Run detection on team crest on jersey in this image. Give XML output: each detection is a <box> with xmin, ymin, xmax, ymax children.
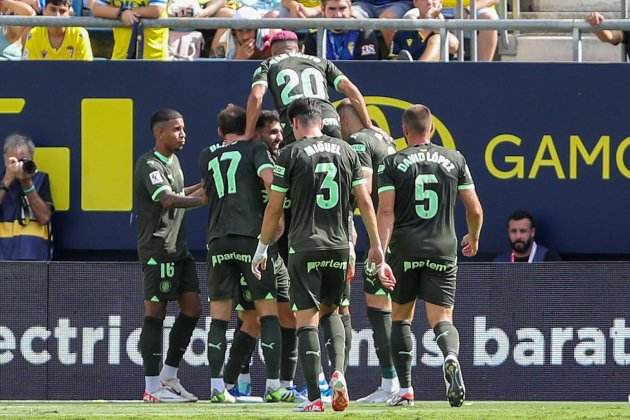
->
<box><xmin>361</xmin><ymin>44</ymin><xmax>376</xmax><ymax>56</ymax></box>
<box><xmin>159</xmin><ymin>280</ymin><xmax>171</xmax><ymax>293</ymax></box>
<box><xmin>41</xmin><ymin>50</ymin><xmax>47</xmax><ymax>58</ymax></box>
<box><xmin>66</xmin><ymin>46</ymin><xmax>75</xmax><ymax>58</ymax></box>
<box><xmin>406</xmin><ymin>38</ymin><xmax>413</xmax><ymax>47</ymax></box>
<box><xmin>347</xmin><ymin>42</ymin><xmax>355</xmax><ymax>55</ymax></box>
<box><xmin>149</xmin><ymin>170</ymin><xmax>164</xmax><ymax>185</ymax></box>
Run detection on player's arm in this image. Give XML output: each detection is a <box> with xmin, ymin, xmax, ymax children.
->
<box><xmin>376</xmin><ymin>189</ymin><xmax>394</xmax><ymax>258</ymax></box>
<box><xmin>159</xmin><ymin>190</ymin><xmax>206</xmax><ymax>209</ymax></box>
<box><xmin>458</xmin><ymin>188</ymin><xmax>483</xmax><ymax>257</ymax></box>
<box><xmin>184</xmin><ymin>182</ymin><xmax>202</xmax><ymax>196</ymax></box>
<box><xmin>252</xmin><ymin>189</ymin><xmax>285</xmax><ymax>279</ymax></box>
<box><xmin>245</xmin><ymin>84</ymin><xmax>267</xmax><ymax>139</ymax></box>
<box><xmin>336</xmin><ymin>78</ymin><xmax>374</xmax><ymax>131</ymax></box>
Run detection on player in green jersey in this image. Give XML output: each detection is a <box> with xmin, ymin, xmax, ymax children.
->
<box><xmin>377</xmin><ymin>104</ymin><xmax>483</xmax><ymax>407</ymax></box>
<box><xmin>133</xmin><ymin>109</ymin><xmax>206</xmax><ymax>403</ymax></box>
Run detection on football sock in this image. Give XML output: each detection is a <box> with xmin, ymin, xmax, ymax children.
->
<box><xmin>280</xmin><ymin>327</ymin><xmax>297</xmax><ymax>382</ymax></box>
<box><xmin>223</xmin><ymin>330</ymin><xmax>256</xmax><ymax>385</ymax></box>
<box><xmin>320</xmin><ymin>312</ymin><xmax>345</xmax><ymax>373</ymax></box>
<box><xmin>298</xmin><ymin>326</ymin><xmax>321</xmax><ymax>402</ymax></box>
<box><xmin>260</xmin><ymin>315</ymin><xmax>281</xmax><ymax>380</ymax></box>
<box><xmin>367</xmin><ymin>307</ymin><xmax>396</xmax><ymax>379</ymax></box>
<box><xmin>164</xmin><ymin>313</ymin><xmax>198</xmax><ymax>369</ymax></box>
<box><xmin>340</xmin><ymin>313</ymin><xmax>352</xmax><ymax>372</ymax></box>
<box><xmin>145</xmin><ymin>376</ymin><xmax>161</xmax><ymax>394</ymax></box>
<box><xmin>382</xmin><ymin>377</ymin><xmax>400</xmax><ymax>393</ymax></box>
<box><xmin>207</xmin><ymin>319</ymin><xmax>228</xmax><ymax>378</ymax></box>
<box><xmin>140</xmin><ymin>316</ymin><xmax>163</xmax><ymax>377</ymax></box>
<box><xmin>159</xmin><ymin>364</ymin><xmax>178</xmax><ymax>382</ymax></box>
<box><xmin>433</xmin><ymin>321</ymin><xmax>460</xmax><ymax>357</ymax></box>
<box><xmin>391</xmin><ymin>321</ymin><xmax>413</xmax><ymax>389</ymax></box>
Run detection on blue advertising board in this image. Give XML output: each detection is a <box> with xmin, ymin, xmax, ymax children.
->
<box><xmin>1</xmin><ymin>261</ymin><xmax>629</xmax><ymax>401</ymax></box>
<box><xmin>0</xmin><ymin>62</ymin><xmax>629</xmax><ymax>255</ymax></box>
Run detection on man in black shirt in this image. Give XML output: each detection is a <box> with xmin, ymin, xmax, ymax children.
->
<box><xmin>251</xmin><ymin>98</ymin><xmax>393</xmax><ymax>412</ymax></box>
<box><xmin>133</xmin><ymin>109</ymin><xmax>206</xmax><ymax>403</ymax></box>
<box><xmin>493</xmin><ymin>210</ymin><xmax>561</xmax><ymax>262</ymax></box>
<box><xmin>377</xmin><ymin>104</ymin><xmax>483</xmax><ymax>407</ymax></box>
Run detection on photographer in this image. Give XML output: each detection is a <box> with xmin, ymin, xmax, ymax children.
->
<box><xmin>0</xmin><ymin>133</ymin><xmax>53</xmax><ymax>260</ymax></box>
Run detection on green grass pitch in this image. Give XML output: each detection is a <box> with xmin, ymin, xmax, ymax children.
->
<box><xmin>2</xmin><ymin>401</ymin><xmax>630</xmax><ymax>419</ymax></box>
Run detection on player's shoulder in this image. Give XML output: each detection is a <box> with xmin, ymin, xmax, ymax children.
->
<box><xmin>432</xmin><ymin>143</ymin><xmax>467</xmax><ymax>162</ymax></box>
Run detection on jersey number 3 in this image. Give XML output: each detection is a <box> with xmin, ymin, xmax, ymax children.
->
<box><xmin>208</xmin><ymin>151</ymin><xmax>242</xmax><ymax>198</ymax></box>
<box><xmin>415</xmin><ymin>174</ymin><xmax>438</xmax><ymax>219</ymax></box>
<box><xmin>315</xmin><ymin>162</ymin><xmax>338</xmax><ymax>209</ymax></box>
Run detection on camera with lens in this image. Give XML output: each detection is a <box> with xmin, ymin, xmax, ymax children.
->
<box><xmin>19</xmin><ymin>158</ymin><xmax>37</xmax><ymax>176</ymax></box>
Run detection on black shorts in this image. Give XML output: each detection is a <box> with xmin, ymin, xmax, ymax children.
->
<box><xmin>288</xmin><ymin>249</ymin><xmax>349</xmax><ymax>311</ymax></box>
<box><xmin>281</xmin><ymin>105</ymin><xmax>341</xmax><ymax>146</ymax></box>
<box><xmin>143</xmin><ymin>257</ymin><xmax>199</xmax><ymax>302</ymax></box>
<box><xmin>363</xmin><ymin>269</ymin><xmax>390</xmax><ymax>297</ymax></box>
<box><xmin>388</xmin><ymin>253</ymin><xmax>457</xmax><ymax>308</ymax></box>
<box><xmin>207</xmin><ymin>235</ymin><xmax>276</xmax><ymax>303</ymax></box>
<box><xmin>235</xmin><ymin>249</ymin><xmax>290</xmax><ymax>311</ymax></box>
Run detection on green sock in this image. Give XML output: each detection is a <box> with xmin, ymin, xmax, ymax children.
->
<box><xmin>391</xmin><ymin>321</ymin><xmax>413</xmax><ymax>389</ymax></box>
<box><xmin>340</xmin><ymin>313</ymin><xmax>352</xmax><ymax>372</ymax></box>
<box><xmin>280</xmin><ymin>327</ymin><xmax>297</xmax><ymax>382</ymax></box>
<box><xmin>223</xmin><ymin>330</ymin><xmax>256</xmax><ymax>385</ymax></box>
<box><xmin>207</xmin><ymin>319</ymin><xmax>228</xmax><ymax>378</ymax></box>
<box><xmin>320</xmin><ymin>313</ymin><xmax>345</xmax><ymax>373</ymax></box>
<box><xmin>260</xmin><ymin>315</ymin><xmax>281</xmax><ymax>381</ymax></box>
<box><xmin>367</xmin><ymin>307</ymin><xmax>396</xmax><ymax>379</ymax></box>
<box><xmin>140</xmin><ymin>316</ymin><xmax>163</xmax><ymax>377</ymax></box>
<box><xmin>433</xmin><ymin>321</ymin><xmax>460</xmax><ymax>357</ymax></box>
<box><xmin>298</xmin><ymin>326</ymin><xmax>322</xmax><ymax>402</ymax></box>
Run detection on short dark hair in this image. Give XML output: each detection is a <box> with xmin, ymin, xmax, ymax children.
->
<box><xmin>402</xmin><ymin>104</ymin><xmax>432</xmax><ymax>135</ymax></box>
<box><xmin>46</xmin><ymin>0</ymin><xmax>72</xmax><ymax>6</ymax></box>
<box><xmin>508</xmin><ymin>210</ymin><xmax>535</xmax><ymax>228</ymax></box>
<box><xmin>150</xmin><ymin>108</ymin><xmax>182</xmax><ymax>131</ymax></box>
<box><xmin>256</xmin><ymin>110</ymin><xmax>280</xmax><ymax>130</ymax></box>
<box><xmin>322</xmin><ymin>0</ymin><xmax>351</xmax><ymax>7</ymax></box>
<box><xmin>287</xmin><ymin>98</ymin><xmax>322</xmax><ymax>126</ymax></box>
<box><xmin>218</xmin><ymin>104</ymin><xmax>246</xmax><ymax>136</ymax></box>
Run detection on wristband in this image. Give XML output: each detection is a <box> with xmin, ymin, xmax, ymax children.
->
<box><xmin>255</xmin><ymin>241</ymin><xmax>269</xmax><ymax>257</ymax></box>
<box><xmin>23</xmin><ymin>185</ymin><xmax>35</xmax><ymax>194</ymax></box>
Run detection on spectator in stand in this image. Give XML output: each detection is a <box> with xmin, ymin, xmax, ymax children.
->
<box><xmin>214</xmin><ymin>6</ymin><xmax>278</xmax><ymax>59</ymax></box>
<box><xmin>391</xmin><ymin>0</ymin><xmax>458</xmax><ymax>61</ymax></box>
<box><xmin>280</xmin><ymin>0</ymin><xmax>320</xmax><ymax>18</ymax></box>
<box><xmin>23</xmin><ymin>0</ymin><xmax>93</xmax><ymax>60</ymax></box>
<box><xmin>406</xmin><ymin>0</ymin><xmax>498</xmax><ymax>60</ymax></box>
<box><xmin>494</xmin><ymin>210</ymin><xmax>561</xmax><ymax>263</ymax></box>
<box><xmin>303</xmin><ymin>0</ymin><xmax>383</xmax><ymax>60</ymax></box>
<box><xmin>0</xmin><ymin>134</ymin><xmax>53</xmax><ymax>261</ymax></box>
<box><xmin>586</xmin><ymin>11</ymin><xmax>629</xmax><ymax>59</ymax></box>
<box><xmin>0</xmin><ymin>0</ymin><xmax>35</xmax><ymax>60</ymax></box>
<box><xmin>92</xmin><ymin>0</ymin><xmax>169</xmax><ymax>60</ymax></box>
<box><xmin>350</xmin><ymin>0</ymin><xmax>413</xmax><ymax>49</ymax></box>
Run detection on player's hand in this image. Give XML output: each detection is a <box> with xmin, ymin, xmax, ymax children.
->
<box><xmin>121</xmin><ymin>9</ymin><xmax>139</xmax><ymax>26</ymax></box>
<box><xmin>366</xmin><ymin>245</ymin><xmax>384</xmax><ymax>269</ymax></box>
<box><xmin>586</xmin><ymin>11</ymin><xmax>605</xmax><ymax>26</ymax></box>
<box><xmin>377</xmin><ymin>263</ymin><xmax>396</xmax><ymax>291</ymax></box>
<box><xmin>461</xmin><ymin>234</ymin><xmax>478</xmax><ymax>257</ymax></box>
<box><xmin>251</xmin><ymin>241</ymin><xmax>269</xmax><ymax>280</ymax></box>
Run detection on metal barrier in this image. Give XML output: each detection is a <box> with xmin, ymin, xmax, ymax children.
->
<box><xmin>1</xmin><ymin>16</ymin><xmax>630</xmax><ymax>62</ymax></box>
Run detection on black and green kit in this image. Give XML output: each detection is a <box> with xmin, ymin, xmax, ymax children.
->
<box><xmin>133</xmin><ymin>150</ymin><xmax>198</xmax><ymax>302</ymax></box>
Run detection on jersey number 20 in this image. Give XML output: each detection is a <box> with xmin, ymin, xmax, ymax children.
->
<box><xmin>276</xmin><ymin>68</ymin><xmax>327</xmax><ymax>106</ymax></box>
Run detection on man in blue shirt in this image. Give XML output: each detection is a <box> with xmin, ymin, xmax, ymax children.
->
<box><xmin>303</xmin><ymin>0</ymin><xmax>383</xmax><ymax>60</ymax></box>
<box><xmin>0</xmin><ymin>134</ymin><xmax>53</xmax><ymax>260</ymax></box>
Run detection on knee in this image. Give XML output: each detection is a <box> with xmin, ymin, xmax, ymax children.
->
<box><xmin>478</xmin><ymin>8</ymin><xmax>499</xmax><ymax>20</ymax></box>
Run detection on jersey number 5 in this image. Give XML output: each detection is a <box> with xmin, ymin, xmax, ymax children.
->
<box><xmin>315</xmin><ymin>162</ymin><xmax>338</xmax><ymax>209</ymax></box>
<box><xmin>415</xmin><ymin>174</ymin><xmax>438</xmax><ymax>219</ymax></box>
<box><xmin>208</xmin><ymin>151</ymin><xmax>242</xmax><ymax>198</ymax></box>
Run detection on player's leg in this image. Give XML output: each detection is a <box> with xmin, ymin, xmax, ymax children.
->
<box><xmin>319</xmin><ymin>249</ymin><xmax>351</xmax><ymax>412</ymax></box>
<box><xmin>290</xmin><ymin>251</ymin><xmax>325</xmax><ymax>412</ymax></box>
<box><xmin>224</xmin><ymin>309</ymin><xmax>259</xmax><ymax>396</ymax></box>
<box><xmin>387</xmin><ymin>254</ymin><xmax>418</xmax><ymax>406</ymax></box>
<box><xmin>422</xmin><ymin>263</ymin><xmax>464</xmax><ymax>407</ymax></box>
<box><xmin>206</xmin><ymin>238</ymin><xmax>237</xmax><ymax>403</ymax></box>
<box><xmin>275</xmin><ymin>253</ymin><xmax>299</xmax><ymax>392</ymax></box>
<box><xmin>140</xmin><ymin>260</ymin><xmax>186</xmax><ymax>403</ymax></box>
<box><xmin>338</xmin><ymin>287</ymin><xmax>352</xmax><ymax>373</ymax></box>
<box><xmin>159</xmin><ymin>259</ymin><xmax>201</xmax><ymax>402</ymax></box>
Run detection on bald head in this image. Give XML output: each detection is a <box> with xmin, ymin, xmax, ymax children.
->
<box><xmin>402</xmin><ymin>104</ymin><xmax>433</xmax><ymax>139</ymax></box>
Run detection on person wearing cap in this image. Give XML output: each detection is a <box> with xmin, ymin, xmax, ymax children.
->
<box><xmin>303</xmin><ymin>0</ymin><xmax>384</xmax><ymax>60</ymax></box>
<box><xmin>214</xmin><ymin>6</ymin><xmax>278</xmax><ymax>59</ymax></box>
<box><xmin>245</xmin><ymin>30</ymin><xmax>381</xmax><ymax>146</ymax></box>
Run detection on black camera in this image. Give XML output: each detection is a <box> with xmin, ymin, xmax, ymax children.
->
<box><xmin>19</xmin><ymin>158</ymin><xmax>37</xmax><ymax>176</ymax></box>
